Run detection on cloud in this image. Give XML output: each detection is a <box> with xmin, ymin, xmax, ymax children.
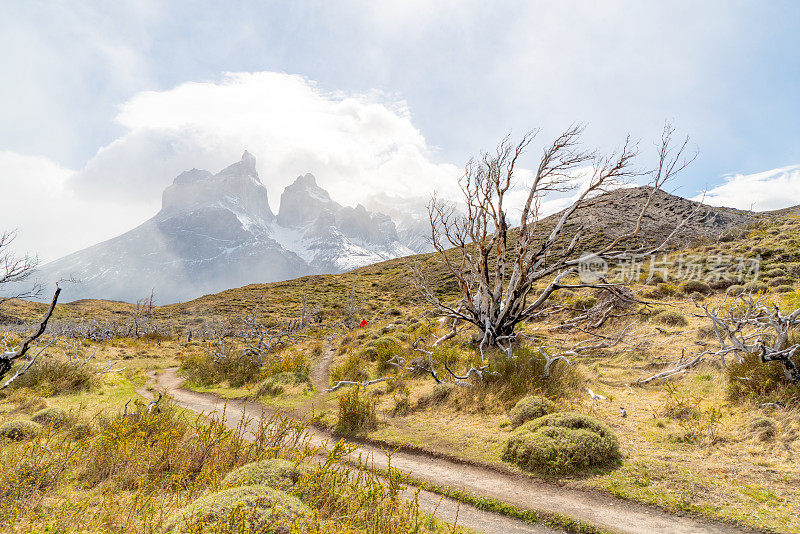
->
<box><xmin>695</xmin><ymin>165</ymin><xmax>800</xmax><ymax>211</ymax></box>
<box><xmin>0</xmin><ymin>151</ymin><xmax>155</xmax><ymax>262</ymax></box>
<box><xmin>70</xmin><ymin>72</ymin><xmax>461</xmax><ymax>210</ymax></box>
<box><xmin>1</xmin><ymin>71</ymin><xmax>462</xmax><ymax>261</ymax></box>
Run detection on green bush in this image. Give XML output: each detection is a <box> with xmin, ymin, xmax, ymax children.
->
<box><xmin>508</xmin><ymin>395</ymin><xmax>556</xmax><ymax>428</ymax></box>
<box><xmin>709</xmin><ymin>278</ymin><xmax>736</xmax><ymax>291</ymax></box>
<box><xmin>680</xmin><ymin>280</ymin><xmax>711</xmax><ymax>295</ymax></box>
<box><xmin>0</xmin><ymin>420</ymin><xmax>42</xmax><ymax>441</ymax></box>
<box><xmin>652</xmin><ymin>310</ymin><xmax>688</xmax><ymax>327</ymax></box>
<box><xmin>568</xmin><ymin>294</ymin><xmax>597</xmax><ymax>310</ymax></box>
<box><xmin>221</xmin><ymin>459</ymin><xmax>311</xmax><ymax>490</ymax></box>
<box><xmin>336</xmin><ymin>384</ymin><xmax>377</xmax><ymax>434</ymax></box>
<box><xmin>502</xmin><ymin>412</ymin><xmax>621</xmax><ymax>474</ymax></box>
<box><xmin>165</xmin><ymin>485</ymin><xmax>309</xmax><ymax>533</ymax></box>
<box><xmin>773</xmin><ymin>285</ymin><xmax>794</xmax><ymax>293</ymax></box>
<box><xmin>30</xmin><ymin>407</ymin><xmax>72</xmax><ymax>429</ymax></box>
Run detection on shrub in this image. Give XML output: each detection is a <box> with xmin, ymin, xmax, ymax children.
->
<box><xmin>728</xmin><ymin>284</ymin><xmax>745</xmax><ymax>296</ymax></box>
<box><xmin>643</xmin><ymin>282</ymin><xmax>679</xmax><ymax>299</ymax></box>
<box><xmin>568</xmin><ymin>294</ymin><xmax>597</xmax><ymax>310</ymax></box>
<box><xmin>680</xmin><ymin>280</ymin><xmax>711</xmax><ymax>295</ymax></box>
<box><xmin>9</xmin><ymin>358</ymin><xmax>95</xmax><ymax>395</ymax></box>
<box><xmin>30</xmin><ymin>407</ymin><xmax>72</xmax><ymax>429</ymax></box>
<box><xmin>502</xmin><ymin>412</ymin><xmax>621</xmax><ymax>474</ymax></box>
<box><xmin>336</xmin><ymin>384</ymin><xmax>377</xmax><ymax>434</ymax></box>
<box><xmin>709</xmin><ymin>278</ymin><xmax>736</xmax><ymax>291</ymax></box>
<box><xmin>748</xmin><ymin>417</ymin><xmax>776</xmax><ymax>442</ymax></box>
<box><xmin>330</xmin><ymin>353</ymin><xmax>369</xmax><ymax>384</ymax></box>
<box><xmin>263</xmin><ymin>352</ymin><xmax>310</xmax><ymax>380</ymax></box>
<box><xmin>488</xmin><ymin>344</ymin><xmax>582</xmax><ymax>401</ymax></box>
<box><xmin>652</xmin><ymin>310</ymin><xmax>688</xmax><ymax>327</ymax></box>
<box><xmin>256</xmin><ymin>372</ymin><xmax>309</xmax><ymax>397</ymax></box>
<box><xmin>366</xmin><ymin>335</ymin><xmax>405</xmax><ymax>373</ymax></box>
<box><xmin>0</xmin><ymin>420</ymin><xmax>42</xmax><ymax>441</ymax></box>
<box><xmin>773</xmin><ymin>285</ymin><xmax>794</xmax><ymax>293</ymax></box>
<box><xmin>415</xmin><ymin>383</ymin><xmax>453</xmax><ymax>409</ymax></box>
<box><xmin>768</xmin><ymin>276</ymin><xmax>793</xmax><ymax>287</ymax></box>
<box><xmin>727</xmin><ymin>352</ymin><xmax>800</xmax><ymax>405</ymax></box>
<box><xmin>165</xmin><ymin>485</ymin><xmax>309</xmax><ymax>533</ymax></box>
<box><xmin>221</xmin><ymin>459</ymin><xmax>311</xmax><ymax>490</ymax></box>
<box><xmin>180</xmin><ymin>350</ymin><xmax>262</xmax><ymax>388</ymax></box>
<box><xmin>766</xmin><ymin>268</ymin><xmax>788</xmax><ymax>278</ymax></box>
<box><xmin>744</xmin><ymin>281</ymin><xmax>768</xmax><ymax>293</ymax></box>
<box><xmin>508</xmin><ymin>395</ymin><xmax>556</xmax><ymax>428</ymax></box>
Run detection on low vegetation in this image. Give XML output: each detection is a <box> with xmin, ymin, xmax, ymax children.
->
<box><xmin>502</xmin><ymin>412</ymin><xmax>621</xmax><ymax>475</ymax></box>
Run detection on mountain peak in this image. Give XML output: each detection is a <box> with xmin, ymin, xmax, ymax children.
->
<box><xmin>160</xmin><ymin>152</ymin><xmax>274</xmax><ymax>222</ymax></box>
<box><xmin>241</xmin><ymin>150</ymin><xmax>256</xmax><ymax>169</ymax></box>
<box><xmin>277</xmin><ymin>173</ymin><xmax>336</xmax><ymax>227</ymax></box>
<box><xmin>293</xmin><ymin>172</ymin><xmax>318</xmax><ymax>188</ymax></box>
<box><xmin>217</xmin><ymin>150</ymin><xmax>259</xmax><ymax>182</ymax></box>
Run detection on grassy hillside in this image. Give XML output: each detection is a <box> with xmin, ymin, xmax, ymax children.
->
<box><xmin>2</xmin><ymin>201</ymin><xmax>800</xmax><ymax>532</ymax></box>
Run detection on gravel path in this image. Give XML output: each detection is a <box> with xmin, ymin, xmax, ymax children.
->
<box><xmin>138</xmin><ymin>368</ymin><xmax>752</xmax><ymax>534</ymax></box>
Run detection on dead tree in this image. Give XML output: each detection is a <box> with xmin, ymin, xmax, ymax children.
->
<box><xmin>1</xmin><ymin>287</ymin><xmax>61</xmax><ymax>388</ymax></box>
<box><xmin>415</xmin><ymin>123</ymin><xmax>695</xmax><ymax>354</ymax></box>
<box><xmin>638</xmin><ymin>291</ymin><xmax>800</xmax><ymax>384</ymax></box>
<box><xmin>0</xmin><ymin>230</ymin><xmax>41</xmax><ymax>303</ymax></box>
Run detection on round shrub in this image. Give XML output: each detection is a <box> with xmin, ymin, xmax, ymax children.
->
<box><xmin>768</xmin><ymin>276</ymin><xmax>793</xmax><ymax>287</ymax></box>
<box><xmin>0</xmin><ymin>420</ymin><xmax>42</xmax><ymax>441</ymax></box>
<box><xmin>31</xmin><ymin>407</ymin><xmax>71</xmax><ymax>428</ymax></box>
<box><xmin>766</xmin><ymin>268</ymin><xmax>787</xmax><ymax>278</ymax></box>
<box><xmin>165</xmin><ymin>485</ymin><xmax>309</xmax><ymax>533</ymax></box>
<box><xmin>653</xmin><ymin>310</ymin><xmax>688</xmax><ymax>327</ymax></box>
<box><xmin>680</xmin><ymin>280</ymin><xmax>711</xmax><ymax>295</ymax></box>
<box><xmin>773</xmin><ymin>285</ymin><xmax>794</xmax><ymax>293</ymax></box>
<box><xmin>744</xmin><ymin>281</ymin><xmax>768</xmax><ymax>293</ymax></box>
<box><xmin>728</xmin><ymin>284</ymin><xmax>745</xmax><ymax>296</ymax></box>
<box><xmin>221</xmin><ymin>459</ymin><xmax>311</xmax><ymax>490</ymax></box>
<box><xmin>709</xmin><ymin>278</ymin><xmax>735</xmax><ymax>291</ymax></box>
<box><xmin>508</xmin><ymin>395</ymin><xmax>556</xmax><ymax>428</ymax></box>
<box><xmin>502</xmin><ymin>412</ymin><xmax>621</xmax><ymax>474</ymax></box>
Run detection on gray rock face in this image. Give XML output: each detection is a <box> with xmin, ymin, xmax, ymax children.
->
<box><xmin>28</xmin><ymin>152</ymin><xmax>415</xmax><ymax>304</ymax></box>
<box><xmin>277</xmin><ymin>173</ymin><xmax>335</xmax><ymax>227</ymax></box>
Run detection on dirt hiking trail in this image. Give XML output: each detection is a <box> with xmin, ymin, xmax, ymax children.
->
<box><xmin>138</xmin><ymin>368</ymin><xmax>752</xmax><ymax>534</ymax></box>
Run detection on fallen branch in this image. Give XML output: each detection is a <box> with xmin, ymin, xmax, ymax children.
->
<box><xmin>325</xmin><ymin>377</ymin><xmax>388</xmax><ymax>392</ymax></box>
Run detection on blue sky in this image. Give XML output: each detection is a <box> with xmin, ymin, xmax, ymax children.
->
<box><xmin>2</xmin><ymin>1</ymin><xmax>800</xmax><ymax>260</ymax></box>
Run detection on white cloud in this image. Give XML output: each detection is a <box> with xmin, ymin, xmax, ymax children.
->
<box><xmin>1</xmin><ymin>71</ymin><xmax>461</xmax><ymax>261</ymax></box>
<box><xmin>0</xmin><ymin>151</ymin><xmax>154</xmax><ymax>262</ymax></box>
<box><xmin>71</xmin><ymin>72</ymin><xmax>460</xmax><ymax>209</ymax></box>
<box><xmin>695</xmin><ymin>165</ymin><xmax>800</xmax><ymax>211</ymax></box>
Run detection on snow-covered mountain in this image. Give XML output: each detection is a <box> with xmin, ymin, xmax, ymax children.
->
<box><xmin>28</xmin><ymin>152</ymin><xmax>416</xmax><ymax>303</ymax></box>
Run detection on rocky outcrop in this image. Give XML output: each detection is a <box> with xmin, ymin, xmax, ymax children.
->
<box><xmin>27</xmin><ymin>152</ymin><xmax>415</xmax><ymax>303</ymax></box>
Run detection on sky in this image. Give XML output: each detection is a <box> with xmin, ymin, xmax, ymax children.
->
<box><xmin>1</xmin><ymin>1</ymin><xmax>800</xmax><ymax>262</ymax></box>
